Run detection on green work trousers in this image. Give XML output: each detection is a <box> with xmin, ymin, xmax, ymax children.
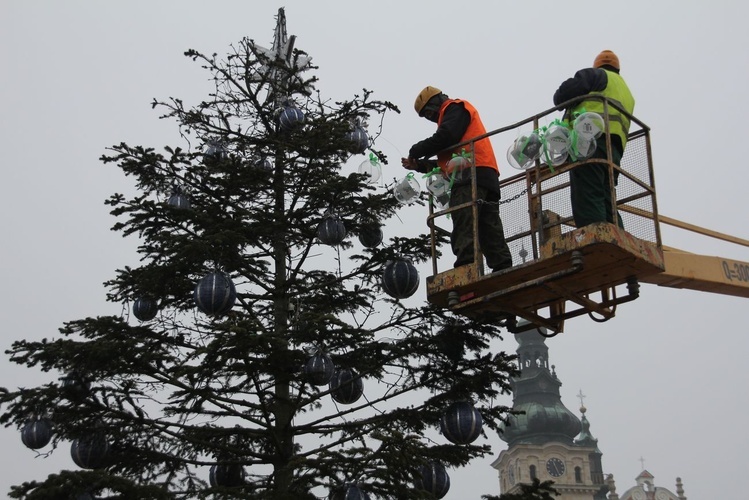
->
<box><xmin>569</xmin><ymin>142</ymin><xmax>624</xmax><ymax>228</ymax></box>
<box><xmin>449</xmin><ymin>184</ymin><xmax>513</xmax><ymax>271</ymax></box>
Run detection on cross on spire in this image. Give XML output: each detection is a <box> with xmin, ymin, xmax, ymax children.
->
<box><xmin>577</xmin><ymin>389</ymin><xmax>586</xmax><ymax>407</ymax></box>
<box><xmin>639</xmin><ymin>456</ymin><xmax>646</xmax><ymax>470</ymax></box>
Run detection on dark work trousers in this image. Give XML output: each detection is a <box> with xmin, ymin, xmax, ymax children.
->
<box><xmin>449</xmin><ymin>183</ymin><xmax>513</xmax><ymax>271</ymax></box>
<box><xmin>569</xmin><ymin>141</ymin><xmax>624</xmax><ymax>228</ymax></box>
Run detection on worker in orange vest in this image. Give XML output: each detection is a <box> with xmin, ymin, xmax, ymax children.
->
<box><xmin>402</xmin><ymin>86</ymin><xmax>513</xmax><ymax>273</ymax></box>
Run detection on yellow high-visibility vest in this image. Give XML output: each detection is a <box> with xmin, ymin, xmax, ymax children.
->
<box><xmin>573</xmin><ymin>70</ymin><xmax>635</xmax><ymax>149</ymax></box>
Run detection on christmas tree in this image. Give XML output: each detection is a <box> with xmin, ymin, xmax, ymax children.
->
<box><xmin>1</xmin><ymin>9</ymin><xmax>518</xmax><ymax>499</ymax></box>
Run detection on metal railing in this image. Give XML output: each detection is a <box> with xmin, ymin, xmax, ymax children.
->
<box><xmin>426</xmin><ymin>96</ymin><xmax>660</xmax><ymax>276</ymax></box>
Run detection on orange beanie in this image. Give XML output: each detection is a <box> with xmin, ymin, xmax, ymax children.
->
<box><xmin>593</xmin><ymin>50</ymin><xmax>620</xmax><ymax>70</ymax></box>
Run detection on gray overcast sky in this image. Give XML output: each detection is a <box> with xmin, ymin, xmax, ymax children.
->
<box><xmin>2</xmin><ymin>1</ymin><xmax>748</xmax><ymax>499</ymax></box>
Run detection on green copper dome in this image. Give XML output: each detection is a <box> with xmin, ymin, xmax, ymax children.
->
<box><xmin>500</xmin><ymin>328</ymin><xmax>581</xmax><ymax>447</ymax></box>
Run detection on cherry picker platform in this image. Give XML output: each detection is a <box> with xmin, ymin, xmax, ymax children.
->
<box><xmin>423</xmin><ymin>97</ymin><xmax>749</xmax><ymax>335</ymax></box>
<box><xmin>427</xmin><ymin>222</ymin><xmax>663</xmax><ymax>333</ymax></box>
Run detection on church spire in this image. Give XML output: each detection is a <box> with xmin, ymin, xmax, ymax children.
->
<box><xmin>500</xmin><ymin>328</ymin><xmax>581</xmax><ymax>446</ymax></box>
<box><xmin>574</xmin><ymin>404</ymin><xmax>600</xmax><ymax>451</ymax></box>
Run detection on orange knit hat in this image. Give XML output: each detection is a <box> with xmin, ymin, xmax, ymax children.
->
<box><xmin>593</xmin><ymin>50</ymin><xmax>620</xmax><ymax>70</ymax></box>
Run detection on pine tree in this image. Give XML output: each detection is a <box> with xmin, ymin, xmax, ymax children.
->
<box><xmin>1</xmin><ymin>9</ymin><xmax>518</xmax><ymax>499</ymax></box>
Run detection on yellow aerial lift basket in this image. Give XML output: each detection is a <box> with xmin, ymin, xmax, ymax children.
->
<box><xmin>425</xmin><ymin>97</ymin><xmax>665</xmax><ymax>335</ymax></box>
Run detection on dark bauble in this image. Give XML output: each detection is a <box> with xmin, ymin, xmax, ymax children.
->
<box><xmin>381</xmin><ymin>259</ymin><xmax>420</xmax><ymax>299</ymax></box>
<box><xmin>317</xmin><ymin>216</ymin><xmax>346</xmax><ymax>246</ymax></box>
<box><xmin>71</xmin><ymin>435</ymin><xmax>110</xmax><ymax>469</ymax></box>
<box><xmin>434</xmin><ymin>324</ymin><xmax>466</xmax><ymax>362</ymax></box>
<box><xmin>415</xmin><ymin>461</ymin><xmax>450</xmax><ymax>499</ymax></box>
<box><xmin>279</xmin><ymin>106</ymin><xmax>305</xmax><ymax>131</ymax></box>
<box><xmin>203</xmin><ymin>141</ymin><xmax>228</xmax><ymax>164</ymax></box>
<box><xmin>61</xmin><ymin>372</ymin><xmax>91</xmax><ymax>403</ymax></box>
<box><xmin>345</xmin><ymin>126</ymin><xmax>369</xmax><ymax>154</ymax></box>
<box><xmin>440</xmin><ymin>401</ymin><xmax>483</xmax><ymax>444</ymax></box>
<box><xmin>167</xmin><ymin>190</ymin><xmax>191</xmax><ymax>209</ymax></box>
<box><xmin>358</xmin><ymin>224</ymin><xmax>383</xmax><ymax>248</ymax></box>
<box><xmin>329</xmin><ymin>484</ymin><xmax>371</xmax><ymax>500</ymax></box>
<box><xmin>209</xmin><ymin>463</ymin><xmax>246</xmax><ymax>487</ymax></box>
<box><xmin>21</xmin><ymin>417</ymin><xmax>53</xmax><ymax>450</ymax></box>
<box><xmin>194</xmin><ymin>272</ymin><xmax>237</xmax><ymax>316</ymax></box>
<box><xmin>329</xmin><ymin>368</ymin><xmax>364</xmax><ymax>405</ymax></box>
<box><xmin>304</xmin><ymin>353</ymin><xmax>335</xmax><ymax>386</ymax></box>
<box><xmin>132</xmin><ymin>296</ymin><xmax>159</xmax><ymax>322</ymax></box>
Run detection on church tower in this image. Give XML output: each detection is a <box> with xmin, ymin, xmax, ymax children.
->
<box><xmin>491</xmin><ymin>327</ymin><xmax>608</xmax><ymax>499</ymax></box>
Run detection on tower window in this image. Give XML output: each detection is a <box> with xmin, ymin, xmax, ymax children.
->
<box><xmin>530</xmin><ymin>465</ymin><xmax>537</xmax><ymax>480</ymax></box>
<box><xmin>575</xmin><ymin>466</ymin><xmax>582</xmax><ymax>483</ymax></box>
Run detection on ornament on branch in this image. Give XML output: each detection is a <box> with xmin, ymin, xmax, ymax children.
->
<box><xmin>345</xmin><ymin>122</ymin><xmax>369</xmax><ymax>155</ymax></box>
<box><xmin>414</xmin><ymin>461</ymin><xmax>450</xmax><ymax>499</ymax></box>
<box><xmin>167</xmin><ymin>184</ymin><xmax>191</xmax><ymax>210</ymax></box>
<box><xmin>203</xmin><ymin>139</ymin><xmax>229</xmax><ymax>165</ymax></box>
<box><xmin>132</xmin><ymin>296</ymin><xmax>159</xmax><ymax>322</ymax></box>
<box><xmin>304</xmin><ymin>352</ymin><xmax>335</xmax><ymax>386</ymax></box>
<box><xmin>381</xmin><ymin>258</ymin><xmax>419</xmax><ymax>299</ymax></box>
<box><xmin>357</xmin><ymin>220</ymin><xmax>383</xmax><ymax>249</ymax></box>
<box><xmin>329</xmin><ymin>368</ymin><xmax>364</xmax><ymax>405</ymax></box>
<box><xmin>60</xmin><ymin>372</ymin><xmax>91</xmax><ymax>403</ymax></box>
<box><xmin>209</xmin><ymin>463</ymin><xmax>246</xmax><ymax>488</ymax></box>
<box><xmin>71</xmin><ymin>434</ymin><xmax>110</xmax><ymax>469</ymax></box>
<box><xmin>317</xmin><ymin>214</ymin><xmax>347</xmax><ymax>246</ymax></box>
<box><xmin>440</xmin><ymin>401</ymin><xmax>483</xmax><ymax>445</ymax></box>
<box><xmin>251</xmin><ymin>155</ymin><xmax>273</xmax><ymax>174</ymax></box>
<box><xmin>278</xmin><ymin>102</ymin><xmax>305</xmax><ymax>131</ymax></box>
<box><xmin>357</xmin><ymin>153</ymin><xmax>381</xmax><ymax>184</ymax></box>
<box><xmin>330</xmin><ymin>484</ymin><xmax>371</xmax><ymax>500</ymax></box>
<box><xmin>194</xmin><ymin>271</ymin><xmax>237</xmax><ymax>316</ymax></box>
<box><xmin>21</xmin><ymin>416</ymin><xmax>53</xmax><ymax>450</ymax></box>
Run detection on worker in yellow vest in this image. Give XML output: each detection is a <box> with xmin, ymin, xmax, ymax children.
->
<box><xmin>553</xmin><ymin>50</ymin><xmax>635</xmax><ymax>228</ymax></box>
<box><xmin>402</xmin><ymin>86</ymin><xmax>513</xmax><ymax>273</ymax></box>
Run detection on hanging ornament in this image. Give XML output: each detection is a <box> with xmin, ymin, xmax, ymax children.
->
<box><xmin>330</xmin><ymin>484</ymin><xmax>371</xmax><ymax>500</ymax></box>
<box><xmin>329</xmin><ymin>368</ymin><xmax>364</xmax><ymax>405</ymax></box>
<box><xmin>414</xmin><ymin>461</ymin><xmax>450</xmax><ymax>499</ymax></box>
<box><xmin>278</xmin><ymin>105</ymin><xmax>305</xmax><ymax>131</ymax></box>
<box><xmin>507</xmin><ymin>132</ymin><xmax>543</xmax><ymax>170</ymax></box>
<box><xmin>203</xmin><ymin>140</ymin><xmax>228</xmax><ymax>164</ymax></box>
<box><xmin>304</xmin><ymin>352</ymin><xmax>335</xmax><ymax>386</ymax></box>
<box><xmin>357</xmin><ymin>153</ymin><xmax>381</xmax><ymax>184</ymax></box>
<box><xmin>193</xmin><ymin>272</ymin><xmax>237</xmax><ymax>316</ymax></box>
<box><xmin>209</xmin><ymin>464</ymin><xmax>246</xmax><ymax>487</ymax></box>
<box><xmin>445</xmin><ymin>149</ymin><xmax>472</xmax><ymax>182</ymax></box>
<box><xmin>358</xmin><ymin>221</ymin><xmax>383</xmax><ymax>248</ymax></box>
<box><xmin>132</xmin><ymin>296</ymin><xmax>159</xmax><ymax>322</ymax></box>
<box><xmin>252</xmin><ymin>155</ymin><xmax>273</xmax><ymax>173</ymax></box>
<box><xmin>346</xmin><ymin>125</ymin><xmax>369</xmax><ymax>155</ymax></box>
<box><xmin>440</xmin><ymin>401</ymin><xmax>483</xmax><ymax>445</ymax></box>
<box><xmin>21</xmin><ymin>417</ymin><xmax>53</xmax><ymax>450</ymax></box>
<box><xmin>317</xmin><ymin>215</ymin><xmax>347</xmax><ymax>246</ymax></box>
<box><xmin>381</xmin><ymin>258</ymin><xmax>419</xmax><ymax>299</ymax></box>
<box><xmin>434</xmin><ymin>323</ymin><xmax>465</xmax><ymax>362</ymax></box>
<box><xmin>71</xmin><ymin>434</ymin><xmax>110</xmax><ymax>469</ymax></box>
<box><xmin>60</xmin><ymin>372</ymin><xmax>91</xmax><ymax>403</ymax></box>
<box><xmin>167</xmin><ymin>184</ymin><xmax>191</xmax><ymax>210</ymax></box>
<box><xmin>542</xmin><ymin>122</ymin><xmax>570</xmax><ymax>168</ymax></box>
<box><xmin>424</xmin><ymin>168</ymin><xmax>451</xmax><ymax>210</ymax></box>
<box><xmin>393</xmin><ymin>173</ymin><xmax>421</xmax><ymax>204</ymax></box>
<box><xmin>573</xmin><ymin>111</ymin><xmax>605</xmax><ymax>140</ymax></box>
<box><xmin>568</xmin><ymin>131</ymin><xmax>597</xmax><ymax>162</ymax></box>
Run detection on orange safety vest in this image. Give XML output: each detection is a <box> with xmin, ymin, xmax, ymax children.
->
<box><xmin>436</xmin><ymin>99</ymin><xmax>499</xmax><ymax>175</ymax></box>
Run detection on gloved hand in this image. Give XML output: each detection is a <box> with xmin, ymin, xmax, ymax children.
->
<box><xmin>401</xmin><ymin>157</ymin><xmax>419</xmax><ymax>170</ymax></box>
